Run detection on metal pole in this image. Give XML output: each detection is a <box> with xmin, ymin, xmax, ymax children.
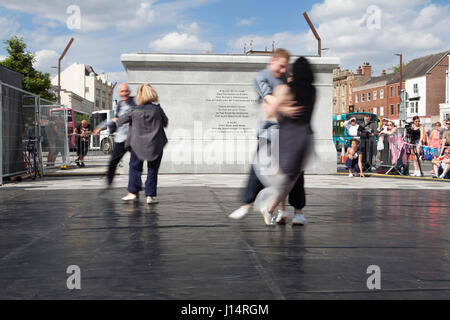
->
<box><xmin>58</xmin><ymin>38</ymin><xmax>74</xmax><ymax>104</ymax></box>
<box><xmin>399</xmin><ymin>54</ymin><xmax>403</xmax><ymax>91</ymax></box>
<box><xmin>303</xmin><ymin>12</ymin><xmax>322</xmax><ymax>56</ymax></box>
<box><xmin>36</xmin><ymin>96</ymin><xmax>44</xmax><ymax>176</ymax></box>
<box><xmin>0</xmin><ymin>83</ymin><xmax>3</xmax><ymax>186</ymax></box>
<box><xmin>64</xmin><ymin>106</ymin><xmax>70</xmax><ymax>167</ymax></box>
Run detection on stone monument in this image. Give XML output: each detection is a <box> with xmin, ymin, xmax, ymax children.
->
<box><xmin>121</xmin><ymin>53</ymin><xmax>339</xmax><ymax>174</ymax></box>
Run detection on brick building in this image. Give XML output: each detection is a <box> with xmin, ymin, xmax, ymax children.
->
<box><xmin>351</xmin><ymin>50</ymin><xmax>449</xmax><ymax>125</ymax></box>
<box><xmin>352</xmin><ymin>69</ymin><xmax>402</xmax><ymax>120</ymax></box>
<box><xmin>404</xmin><ymin>50</ymin><xmax>449</xmax><ymax>125</ymax></box>
<box><xmin>332</xmin><ymin>63</ymin><xmax>370</xmax><ymax>114</ymax></box>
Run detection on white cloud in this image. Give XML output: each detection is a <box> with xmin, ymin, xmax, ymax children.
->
<box><xmin>33</xmin><ymin>49</ymin><xmax>59</xmax><ymax>74</ymax></box>
<box><xmin>149</xmin><ymin>32</ymin><xmax>212</xmax><ymax>53</ymax></box>
<box><xmin>414</xmin><ymin>4</ymin><xmax>441</xmax><ymax>28</ymax></box>
<box><xmin>0</xmin><ymin>16</ymin><xmax>20</xmax><ymax>39</ymax></box>
<box><xmin>176</xmin><ymin>22</ymin><xmax>200</xmax><ymax>35</ymax></box>
<box><xmin>229</xmin><ymin>0</ymin><xmax>450</xmax><ymax>74</ymax></box>
<box><xmin>0</xmin><ymin>0</ymin><xmax>206</xmax><ymax>32</ymax></box>
<box><xmin>237</xmin><ymin>18</ymin><xmax>257</xmax><ymax>27</ymax></box>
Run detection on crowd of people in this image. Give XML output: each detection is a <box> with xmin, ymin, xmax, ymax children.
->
<box><xmin>342</xmin><ymin>116</ymin><xmax>450</xmax><ymax>179</ymax></box>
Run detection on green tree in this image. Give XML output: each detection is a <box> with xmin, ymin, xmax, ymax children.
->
<box><xmin>0</xmin><ymin>35</ymin><xmax>56</xmax><ymax>101</ymax></box>
<box><xmin>389</xmin><ymin>62</ymin><xmax>409</xmax><ymax>73</ymax></box>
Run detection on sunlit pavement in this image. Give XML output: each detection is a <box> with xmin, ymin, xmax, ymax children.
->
<box><xmin>1</xmin><ymin>174</ymin><xmax>450</xmax><ymax>299</ymax></box>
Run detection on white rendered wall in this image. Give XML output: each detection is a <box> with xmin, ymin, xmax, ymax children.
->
<box><xmin>405</xmin><ymin>76</ymin><xmax>427</xmax><ymax>120</ymax></box>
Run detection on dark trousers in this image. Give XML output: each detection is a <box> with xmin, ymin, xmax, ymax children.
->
<box><xmin>128</xmin><ymin>149</ymin><xmax>163</xmax><ymax>197</ymax></box>
<box><xmin>360</xmin><ymin>137</ymin><xmax>374</xmax><ymax>170</ymax></box>
<box><xmin>107</xmin><ymin>142</ymin><xmax>127</xmax><ymax>186</ymax></box>
<box><xmin>243</xmin><ymin>167</ymin><xmax>306</xmax><ymax>210</ymax></box>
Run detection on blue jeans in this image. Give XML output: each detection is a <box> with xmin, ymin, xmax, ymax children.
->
<box><xmin>438</xmin><ymin>166</ymin><xmax>450</xmax><ymax>179</ymax></box>
<box><xmin>128</xmin><ymin>149</ymin><xmax>163</xmax><ymax>196</ymax></box>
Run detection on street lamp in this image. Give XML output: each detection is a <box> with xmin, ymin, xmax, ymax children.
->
<box><xmin>303</xmin><ymin>12</ymin><xmax>323</xmax><ymax>56</ymax></box>
<box><xmin>395</xmin><ymin>53</ymin><xmax>407</xmax><ymax>125</ymax></box>
<box><xmin>395</xmin><ymin>53</ymin><xmax>403</xmax><ymax>92</ymax></box>
<box><xmin>57</xmin><ymin>38</ymin><xmax>74</xmax><ymax>104</ymax></box>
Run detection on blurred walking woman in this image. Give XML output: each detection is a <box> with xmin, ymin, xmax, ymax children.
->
<box><xmin>114</xmin><ymin>84</ymin><xmax>168</xmax><ymax>204</ymax></box>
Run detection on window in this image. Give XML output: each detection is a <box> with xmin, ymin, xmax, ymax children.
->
<box><xmin>413</xmin><ymin>83</ymin><xmax>418</xmax><ymax>94</ymax></box>
<box><xmin>355</xmin><ymin>94</ymin><xmax>359</xmax><ymax>103</ymax></box>
<box><xmin>380</xmin><ymin>107</ymin><xmax>384</xmax><ymax>116</ymax></box>
<box><xmin>85</xmin><ymin>87</ymin><xmax>89</xmax><ymax>94</ymax></box>
<box><xmin>397</xmin><ymin>104</ymin><xmax>400</xmax><ymax>114</ymax></box>
<box><xmin>415</xmin><ymin>102</ymin><xmax>419</xmax><ymax>114</ymax></box>
<box><xmin>96</xmin><ymin>100</ymin><xmax>99</xmax><ymax>108</ymax></box>
<box><xmin>349</xmin><ymin>84</ymin><xmax>352</xmax><ymax>95</ymax></box>
<box><xmin>398</xmin><ymin>86</ymin><xmax>401</xmax><ymax>95</ymax></box>
<box><xmin>390</xmin><ymin>104</ymin><xmax>394</xmax><ymax>115</ymax></box>
<box><xmin>361</xmin><ymin>93</ymin><xmax>365</xmax><ymax>102</ymax></box>
<box><xmin>390</xmin><ymin>86</ymin><xmax>394</xmax><ymax>97</ymax></box>
<box><xmin>373</xmin><ymin>107</ymin><xmax>377</xmax><ymax>115</ymax></box>
<box><xmin>410</xmin><ymin>102</ymin><xmax>415</xmax><ymax>113</ymax></box>
<box><xmin>380</xmin><ymin>89</ymin><xmax>384</xmax><ymax>99</ymax></box>
<box><xmin>342</xmin><ymin>102</ymin><xmax>345</xmax><ymax>113</ymax></box>
<box><xmin>367</xmin><ymin>92</ymin><xmax>371</xmax><ymax>101</ymax></box>
<box><xmin>342</xmin><ymin>86</ymin><xmax>345</xmax><ymax>97</ymax></box>
<box><xmin>373</xmin><ymin>91</ymin><xmax>377</xmax><ymax>100</ymax></box>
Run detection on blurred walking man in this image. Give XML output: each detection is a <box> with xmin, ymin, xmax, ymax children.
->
<box><xmin>94</xmin><ymin>83</ymin><xmax>136</xmax><ymax>187</ymax></box>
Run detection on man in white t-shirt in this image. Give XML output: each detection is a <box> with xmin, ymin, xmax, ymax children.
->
<box><xmin>344</xmin><ymin>117</ymin><xmax>360</xmax><ymax>138</ymax></box>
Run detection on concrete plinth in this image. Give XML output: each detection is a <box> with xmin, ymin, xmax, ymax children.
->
<box><xmin>121</xmin><ymin>53</ymin><xmax>339</xmax><ymax>174</ymax></box>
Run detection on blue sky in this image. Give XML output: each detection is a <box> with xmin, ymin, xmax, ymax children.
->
<box><xmin>0</xmin><ymin>0</ymin><xmax>449</xmax><ymax>94</ymax></box>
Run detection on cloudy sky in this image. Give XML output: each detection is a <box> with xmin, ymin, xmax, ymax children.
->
<box><xmin>0</xmin><ymin>0</ymin><xmax>449</xmax><ymax>96</ymax></box>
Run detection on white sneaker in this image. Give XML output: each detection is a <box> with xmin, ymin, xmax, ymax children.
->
<box><xmin>229</xmin><ymin>207</ymin><xmax>250</xmax><ymax>220</ymax></box>
<box><xmin>348</xmin><ymin>173</ymin><xmax>354</xmax><ymax>177</ymax></box>
<box><xmin>292</xmin><ymin>213</ymin><xmax>307</xmax><ymax>225</ymax></box>
<box><xmin>259</xmin><ymin>207</ymin><xmax>275</xmax><ymax>226</ymax></box>
<box><xmin>146</xmin><ymin>196</ymin><xmax>158</xmax><ymax>204</ymax></box>
<box><xmin>439</xmin><ymin>174</ymin><xmax>445</xmax><ymax>179</ymax></box>
<box><xmin>276</xmin><ymin>210</ymin><xmax>289</xmax><ymax>224</ymax></box>
<box><xmin>122</xmin><ymin>193</ymin><xmax>138</xmax><ymax>201</ymax></box>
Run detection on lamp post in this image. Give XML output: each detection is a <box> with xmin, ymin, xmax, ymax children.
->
<box><xmin>303</xmin><ymin>12</ymin><xmax>322</xmax><ymax>56</ymax></box>
<box><xmin>395</xmin><ymin>53</ymin><xmax>407</xmax><ymax>125</ymax></box>
<box><xmin>395</xmin><ymin>53</ymin><xmax>403</xmax><ymax>92</ymax></box>
<box><xmin>58</xmin><ymin>38</ymin><xmax>74</xmax><ymax>104</ymax></box>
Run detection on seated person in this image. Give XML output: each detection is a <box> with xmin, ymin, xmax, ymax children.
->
<box><xmin>432</xmin><ymin>148</ymin><xmax>450</xmax><ymax>179</ymax></box>
<box><xmin>345</xmin><ymin>139</ymin><xmax>365</xmax><ymax>177</ymax></box>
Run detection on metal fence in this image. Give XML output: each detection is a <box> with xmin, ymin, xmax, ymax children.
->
<box><xmin>1</xmin><ymin>80</ymin><xmax>70</xmax><ymax>185</ymax></box>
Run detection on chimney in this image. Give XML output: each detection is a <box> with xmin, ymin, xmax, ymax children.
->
<box><xmin>357</xmin><ymin>66</ymin><xmax>362</xmax><ymax>75</ymax></box>
<box><xmin>362</xmin><ymin>62</ymin><xmax>371</xmax><ymax>77</ymax></box>
<box><xmin>382</xmin><ymin>69</ymin><xmax>386</xmax><ymax>76</ymax></box>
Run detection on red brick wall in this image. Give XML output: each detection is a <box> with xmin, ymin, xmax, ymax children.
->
<box><xmin>387</xmin><ymin>83</ymin><xmax>402</xmax><ymax>119</ymax></box>
<box><xmin>426</xmin><ymin>55</ymin><xmax>448</xmax><ymax>116</ymax></box>
<box><xmin>353</xmin><ymin>84</ymin><xmax>389</xmax><ymax>117</ymax></box>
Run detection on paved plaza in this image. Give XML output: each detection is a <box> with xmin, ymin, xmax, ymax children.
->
<box><xmin>1</xmin><ymin>174</ymin><xmax>450</xmax><ymax>299</ymax></box>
